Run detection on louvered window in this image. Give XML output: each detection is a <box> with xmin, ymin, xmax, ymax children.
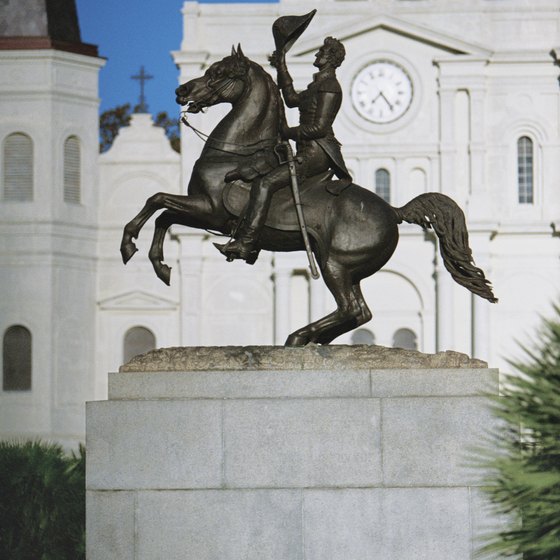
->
<box><xmin>3</xmin><ymin>133</ymin><xmax>33</xmax><ymax>201</ymax></box>
<box><xmin>3</xmin><ymin>325</ymin><xmax>32</xmax><ymax>391</ymax></box>
<box><xmin>375</xmin><ymin>168</ymin><xmax>391</xmax><ymax>203</ymax></box>
<box><xmin>64</xmin><ymin>136</ymin><xmax>81</xmax><ymax>203</ymax></box>
<box><xmin>517</xmin><ymin>136</ymin><xmax>533</xmax><ymax>204</ymax></box>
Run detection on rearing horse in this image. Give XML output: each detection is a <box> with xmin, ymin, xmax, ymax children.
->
<box><xmin>120</xmin><ymin>46</ymin><xmax>496</xmax><ymax>346</ymax></box>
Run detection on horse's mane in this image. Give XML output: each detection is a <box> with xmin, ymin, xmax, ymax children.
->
<box><xmin>247</xmin><ymin>59</ymin><xmax>288</xmax><ymax>133</ymax></box>
<box><xmin>247</xmin><ymin>60</ymin><xmax>280</xmax><ymax>95</ymax></box>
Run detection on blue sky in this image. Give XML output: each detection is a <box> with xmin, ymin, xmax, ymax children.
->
<box><xmin>75</xmin><ymin>0</ymin><xmax>277</xmax><ymax>118</ymax></box>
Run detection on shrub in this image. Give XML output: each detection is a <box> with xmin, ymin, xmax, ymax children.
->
<box><xmin>483</xmin><ymin>309</ymin><xmax>560</xmax><ymax>559</ymax></box>
<box><xmin>0</xmin><ymin>440</ymin><xmax>85</xmax><ymax>560</ymax></box>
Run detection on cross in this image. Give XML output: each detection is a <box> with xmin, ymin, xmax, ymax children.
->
<box><xmin>131</xmin><ymin>65</ymin><xmax>154</xmax><ymax>113</ymax></box>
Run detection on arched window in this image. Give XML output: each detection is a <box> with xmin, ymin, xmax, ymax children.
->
<box><xmin>3</xmin><ymin>325</ymin><xmax>32</xmax><ymax>391</ymax></box>
<box><xmin>3</xmin><ymin>133</ymin><xmax>33</xmax><ymax>201</ymax></box>
<box><xmin>393</xmin><ymin>328</ymin><xmax>417</xmax><ymax>350</ymax></box>
<box><xmin>64</xmin><ymin>136</ymin><xmax>81</xmax><ymax>203</ymax></box>
<box><xmin>375</xmin><ymin>168</ymin><xmax>390</xmax><ymax>203</ymax></box>
<box><xmin>351</xmin><ymin>328</ymin><xmax>375</xmax><ymax>345</ymax></box>
<box><xmin>517</xmin><ymin>136</ymin><xmax>533</xmax><ymax>204</ymax></box>
<box><xmin>123</xmin><ymin>326</ymin><xmax>156</xmax><ymax>364</ymax></box>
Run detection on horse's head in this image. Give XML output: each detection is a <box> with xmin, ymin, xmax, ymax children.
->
<box><xmin>176</xmin><ymin>45</ymin><xmax>250</xmax><ymax>113</ymax></box>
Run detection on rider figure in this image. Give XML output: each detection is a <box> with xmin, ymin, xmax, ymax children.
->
<box><xmin>218</xmin><ymin>36</ymin><xmax>352</xmax><ymax>264</ymax></box>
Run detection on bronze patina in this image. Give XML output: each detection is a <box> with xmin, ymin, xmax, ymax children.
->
<box><xmin>120</xmin><ymin>12</ymin><xmax>497</xmax><ymax>347</ymax></box>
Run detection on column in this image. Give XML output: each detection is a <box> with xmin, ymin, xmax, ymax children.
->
<box><xmin>309</xmin><ymin>277</ymin><xmax>325</xmax><ymax>323</ymax></box>
<box><xmin>435</xmin><ymin>253</ymin><xmax>455</xmax><ymax>352</ymax></box>
<box><xmin>174</xmin><ymin>231</ymin><xmax>205</xmax><ymax>346</ymax></box>
<box><xmin>467</xmin><ymin>84</ymin><xmax>491</xmax><ymax>220</ymax></box>
<box><xmin>273</xmin><ymin>256</ymin><xmax>293</xmax><ymax>345</ymax></box>
<box><xmin>470</xmin><ymin>230</ymin><xmax>493</xmax><ymax>361</ymax></box>
<box><xmin>437</xmin><ymin>86</ymin><xmax>457</xmax><ymax>198</ymax></box>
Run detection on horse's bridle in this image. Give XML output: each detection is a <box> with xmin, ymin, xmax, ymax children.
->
<box><xmin>180</xmin><ymin>73</ymin><xmax>277</xmax><ymax>156</ymax></box>
<box><xmin>193</xmin><ymin>75</ymin><xmax>238</xmax><ymax>113</ymax></box>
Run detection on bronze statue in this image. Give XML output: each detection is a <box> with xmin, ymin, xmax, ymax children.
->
<box><xmin>120</xmin><ymin>12</ymin><xmax>497</xmax><ymax>347</ymax></box>
<box><xmin>215</xmin><ymin>28</ymin><xmax>351</xmax><ymax>264</ymax></box>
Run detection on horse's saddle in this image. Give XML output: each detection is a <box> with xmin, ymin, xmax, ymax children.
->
<box><xmin>223</xmin><ymin>170</ymin><xmax>348</xmax><ymax>232</ymax></box>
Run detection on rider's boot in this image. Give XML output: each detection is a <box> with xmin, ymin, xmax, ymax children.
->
<box><xmin>215</xmin><ymin>177</ymin><xmax>272</xmax><ymax>264</ymax></box>
<box><xmin>214</xmin><ymin>225</ymin><xmax>260</xmax><ymax>265</ymax></box>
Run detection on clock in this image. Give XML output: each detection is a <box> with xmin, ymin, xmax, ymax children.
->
<box><xmin>351</xmin><ymin>60</ymin><xmax>413</xmax><ymax>124</ymax></box>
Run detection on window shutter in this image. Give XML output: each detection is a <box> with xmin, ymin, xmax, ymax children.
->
<box><xmin>64</xmin><ymin>136</ymin><xmax>81</xmax><ymax>204</ymax></box>
<box><xmin>3</xmin><ymin>133</ymin><xmax>33</xmax><ymax>202</ymax></box>
<box><xmin>375</xmin><ymin>168</ymin><xmax>391</xmax><ymax>203</ymax></box>
<box><xmin>3</xmin><ymin>325</ymin><xmax>32</xmax><ymax>391</ymax></box>
<box><xmin>517</xmin><ymin>136</ymin><xmax>534</xmax><ymax>204</ymax></box>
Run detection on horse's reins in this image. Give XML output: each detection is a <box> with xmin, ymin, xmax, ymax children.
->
<box><xmin>178</xmin><ymin>77</ymin><xmax>320</xmax><ymax>279</ymax></box>
<box><xmin>180</xmin><ymin>113</ymin><xmax>275</xmax><ymax>155</ymax></box>
<box><xmin>179</xmin><ymin>78</ymin><xmax>277</xmax><ymax>240</ymax></box>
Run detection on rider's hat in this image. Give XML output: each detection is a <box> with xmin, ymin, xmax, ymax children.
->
<box><xmin>272</xmin><ymin>9</ymin><xmax>317</xmax><ymax>54</ymax></box>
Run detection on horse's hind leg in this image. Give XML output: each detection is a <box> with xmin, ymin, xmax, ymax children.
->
<box><xmin>285</xmin><ymin>260</ymin><xmax>372</xmax><ymax>346</ymax></box>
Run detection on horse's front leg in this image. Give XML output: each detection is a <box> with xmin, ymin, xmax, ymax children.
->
<box><xmin>120</xmin><ymin>192</ymin><xmax>213</xmax><ymax>264</ymax></box>
<box><xmin>146</xmin><ymin>195</ymin><xmax>220</xmax><ymax>284</ymax></box>
<box><xmin>120</xmin><ymin>192</ymin><xmax>169</xmax><ymax>264</ymax></box>
<box><xmin>147</xmin><ymin>211</ymin><xmax>177</xmax><ymax>285</ymax></box>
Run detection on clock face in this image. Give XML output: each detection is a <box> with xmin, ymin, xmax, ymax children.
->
<box><xmin>351</xmin><ymin>60</ymin><xmax>413</xmax><ymax>124</ymax></box>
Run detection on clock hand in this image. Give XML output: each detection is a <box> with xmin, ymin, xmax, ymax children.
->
<box><xmin>370</xmin><ymin>91</ymin><xmax>383</xmax><ymax>105</ymax></box>
<box><xmin>379</xmin><ymin>91</ymin><xmax>394</xmax><ymax>111</ymax></box>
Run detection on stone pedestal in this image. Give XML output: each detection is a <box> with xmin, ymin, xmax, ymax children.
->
<box><xmin>86</xmin><ymin>346</ymin><xmax>502</xmax><ymax>560</ymax></box>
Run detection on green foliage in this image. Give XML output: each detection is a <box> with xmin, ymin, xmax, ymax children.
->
<box><xmin>154</xmin><ymin>110</ymin><xmax>181</xmax><ymax>153</ymax></box>
<box><xmin>483</xmin><ymin>308</ymin><xmax>560</xmax><ymax>559</ymax></box>
<box><xmin>0</xmin><ymin>440</ymin><xmax>85</xmax><ymax>560</ymax></box>
<box><xmin>99</xmin><ymin>104</ymin><xmax>181</xmax><ymax>153</ymax></box>
<box><xmin>99</xmin><ymin>103</ymin><xmax>132</xmax><ymax>153</ymax></box>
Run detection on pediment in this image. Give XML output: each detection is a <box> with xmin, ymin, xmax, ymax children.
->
<box><xmin>98</xmin><ymin>291</ymin><xmax>178</xmax><ymax>311</ymax></box>
<box><xmin>292</xmin><ymin>14</ymin><xmax>492</xmax><ymax>58</ymax></box>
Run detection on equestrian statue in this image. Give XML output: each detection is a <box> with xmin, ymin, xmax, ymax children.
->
<box><xmin>120</xmin><ymin>10</ymin><xmax>497</xmax><ymax>347</ymax></box>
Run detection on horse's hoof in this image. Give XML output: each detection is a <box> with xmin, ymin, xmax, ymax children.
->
<box><xmin>155</xmin><ymin>264</ymin><xmax>172</xmax><ymax>286</ymax></box>
<box><xmin>121</xmin><ymin>242</ymin><xmax>138</xmax><ymax>264</ymax></box>
<box><xmin>285</xmin><ymin>333</ymin><xmax>309</xmax><ymax>347</ymax></box>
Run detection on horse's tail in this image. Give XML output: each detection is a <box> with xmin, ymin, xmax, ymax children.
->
<box><xmin>394</xmin><ymin>193</ymin><xmax>498</xmax><ymax>303</ymax></box>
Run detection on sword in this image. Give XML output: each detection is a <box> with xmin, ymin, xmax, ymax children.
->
<box><xmin>278</xmin><ymin>141</ymin><xmax>320</xmax><ymax>279</ymax></box>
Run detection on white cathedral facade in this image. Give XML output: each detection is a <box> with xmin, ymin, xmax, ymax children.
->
<box><xmin>1</xmin><ymin>0</ymin><xmax>559</xmax><ymax>445</ymax></box>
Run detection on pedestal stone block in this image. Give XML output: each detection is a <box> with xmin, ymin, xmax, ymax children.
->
<box><xmin>303</xmin><ymin>488</ymin><xmax>472</xmax><ymax>560</ymax></box>
<box><xmin>86</xmin><ymin>491</ymin><xmax>135</xmax><ymax>560</ymax></box>
<box><xmin>223</xmin><ymin>398</ymin><xmax>382</xmax><ymax>488</ymax></box>
<box><xmin>136</xmin><ymin>490</ymin><xmax>303</xmax><ymax>560</ymax></box>
<box><xmin>382</xmin><ymin>396</ymin><xmax>495</xmax><ymax>486</ymax></box>
<box><xmin>87</xmin><ymin>400</ymin><xmax>222</xmax><ymax>489</ymax></box>
<box><xmin>87</xmin><ymin>346</ymin><xmax>501</xmax><ymax>560</ymax></box>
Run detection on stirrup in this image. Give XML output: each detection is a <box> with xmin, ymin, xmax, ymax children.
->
<box><xmin>213</xmin><ymin>241</ymin><xmax>260</xmax><ymax>265</ymax></box>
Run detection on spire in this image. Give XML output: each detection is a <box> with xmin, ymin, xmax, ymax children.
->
<box><xmin>131</xmin><ymin>66</ymin><xmax>154</xmax><ymax>114</ymax></box>
<box><xmin>0</xmin><ymin>0</ymin><xmax>98</xmax><ymax>56</ymax></box>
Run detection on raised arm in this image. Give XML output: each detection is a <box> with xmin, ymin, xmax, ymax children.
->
<box><xmin>271</xmin><ymin>51</ymin><xmax>300</xmax><ymax>108</ymax></box>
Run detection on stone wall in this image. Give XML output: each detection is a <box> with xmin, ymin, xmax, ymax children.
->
<box><xmin>86</xmin><ymin>347</ymin><xmax>504</xmax><ymax>559</ymax></box>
